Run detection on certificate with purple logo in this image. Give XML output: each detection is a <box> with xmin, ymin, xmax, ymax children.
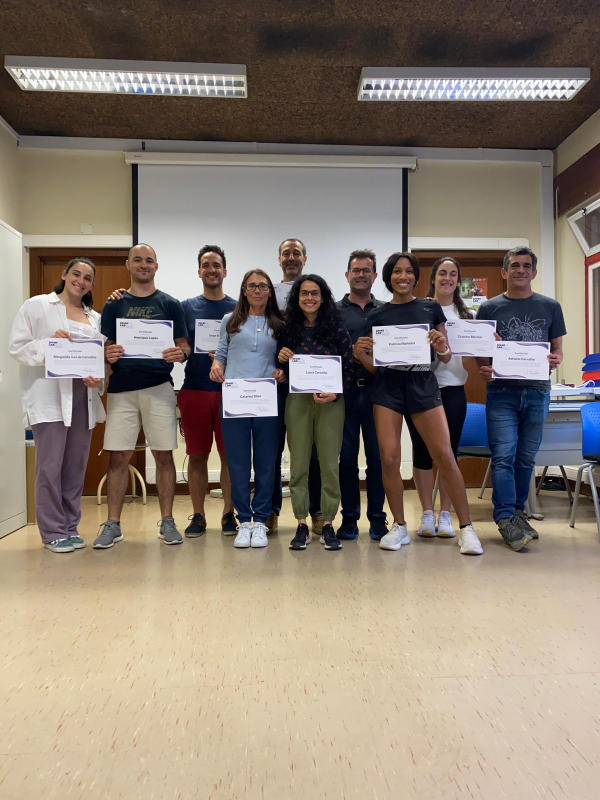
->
<box><xmin>116</xmin><ymin>318</ymin><xmax>173</xmax><ymax>358</ymax></box>
<box><xmin>222</xmin><ymin>378</ymin><xmax>278</xmax><ymax>417</ymax></box>
<box><xmin>493</xmin><ymin>341</ymin><xmax>550</xmax><ymax>380</ymax></box>
<box><xmin>289</xmin><ymin>355</ymin><xmax>343</xmax><ymax>393</ymax></box>
<box><xmin>372</xmin><ymin>324</ymin><xmax>430</xmax><ymax>366</ymax></box>
<box><xmin>445</xmin><ymin>319</ymin><xmax>496</xmax><ymax>357</ymax></box>
<box><xmin>45</xmin><ymin>338</ymin><xmax>104</xmax><ymax>379</ymax></box>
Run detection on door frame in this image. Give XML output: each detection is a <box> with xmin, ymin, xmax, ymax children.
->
<box><xmin>29</xmin><ymin>248</ymin><xmax>130</xmax><ymax>297</ymax></box>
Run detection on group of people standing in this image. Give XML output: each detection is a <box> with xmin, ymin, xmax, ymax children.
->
<box><xmin>9</xmin><ymin>238</ymin><xmax>565</xmax><ymax>557</ymax></box>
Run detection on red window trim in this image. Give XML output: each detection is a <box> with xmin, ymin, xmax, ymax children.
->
<box><xmin>585</xmin><ymin>252</ymin><xmax>600</xmax><ymax>354</ymax></box>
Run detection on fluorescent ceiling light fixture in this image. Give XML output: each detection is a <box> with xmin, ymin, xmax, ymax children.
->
<box><xmin>358</xmin><ymin>67</ymin><xmax>590</xmax><ymax>101</ymax></box>
<box><xmin>4</xmin><ymin>56</ymin><xmax>246</xmax><ymax>98</ymax></box>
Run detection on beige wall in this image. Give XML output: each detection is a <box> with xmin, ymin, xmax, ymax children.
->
<box><xmin>556</xmin><ymin>107</ymin><xmax>600</xmax><ymax>175</ymax></box>
<box><xmin>0</xmin><ymin>125</ymin><xmax>20</xmax><ymax>230</ymax></box>
<box><xmin>19</xmin><ymin>149</ymin><xmax>131</xmax><ymax>234</ymax></box>
<box><xmin>409</xmin><ymin>160</ymin><xmax>541</xmax><ymax>259</ymax></box>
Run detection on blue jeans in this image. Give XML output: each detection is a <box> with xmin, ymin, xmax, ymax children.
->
<box><xmin>272</xmin><ymin>382</ymin><xmax>321</xmax><ymax>516</ymax></box>
<box><xmin>486</xmin><ymin>386</ymin><xmax>551</xmax><ymax>523</ymax></box>
<box><xmin>221</xmin><ymin>405</ymin><xmax>281</xmax><ymax>524</ymax></box>
<box><xmin>339</xmin><ymin>383</ymin><xmax>386</xmax><ymax>523</ymax></box>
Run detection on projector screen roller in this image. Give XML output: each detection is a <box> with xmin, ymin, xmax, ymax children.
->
<box><xmin>137</xmin><ymin>163</ymin><xmax>405</xmax><ymax>387</ymax></box>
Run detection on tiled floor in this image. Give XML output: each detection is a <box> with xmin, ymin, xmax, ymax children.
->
<box><xmin>2</xmin><ymin>489</ymin><xmax>600</xmax><ymax>799</ymax></box>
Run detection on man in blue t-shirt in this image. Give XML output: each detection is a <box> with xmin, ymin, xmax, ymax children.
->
<box><xmin>96</xmin><ymin>243</ymin><xmax>190</xmax><ymax>549</ymax></box>
<box><xmin>179</xmin><ymin>245</ymin><xmax>237</xmax><ymax>537</ymax></box>
<box><xmin>476</xmin><ymin>247</ymin><xmax>566</xmax><ymax>552</ymax></box>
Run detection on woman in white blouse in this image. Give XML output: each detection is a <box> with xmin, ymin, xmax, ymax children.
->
<box><xmin>9</xmin><ymin>258</ymin><xmax>105</xmax><ymax>553</ymax></box>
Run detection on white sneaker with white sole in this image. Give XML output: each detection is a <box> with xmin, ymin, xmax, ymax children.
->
<box><xmin>234</xmin><ymin>522</ymin><xmax>252</xmax><ymax>548</ymax></box>
<box><xmin>417</xmin><ymin>511</ymin><xmax>436</xmax><ymax>537</ymax></box>
<box><xmin>379</xmin><ymin>522</ymin><xmax>411</xmax><ymax>551</ymax></box>
<box><xmin>436</xmin><ymin>511</ymin><xmax>456</xmax><ymax>538</ymax></box>
<box><xmin>458</xmin><ymin>524</ymin><xmax>483</xmax><ymax>555</ymax></box>
<box><xmin>251</xmin><ymin>522</ymin><xmax>269</xmax><ymax>548</ymax></box>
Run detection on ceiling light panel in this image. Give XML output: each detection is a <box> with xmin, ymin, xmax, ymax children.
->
<box><xmin>5</xmin><ymin>56</ymin><xmax>247</xmax><ymax>97</ymax></box>
<box><xmin>358</xmin><ymin>67</ymin><xmax>590</xmax><ymax>101</ymax></box>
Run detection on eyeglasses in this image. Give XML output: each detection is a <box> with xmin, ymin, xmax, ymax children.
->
<box><xmin>245</xmin><ymin>283</ymin><xmax>270</xmax><ymax>292</ymax></box>
<box><xmin>349</xmin><ymin>268</ymin><xmax>374</xmax><ymax>276</ymax></box>
<box><xmin>299</xmin><ymin>290</ymin><xmax>321</xmax><ymax>299</ymax></box>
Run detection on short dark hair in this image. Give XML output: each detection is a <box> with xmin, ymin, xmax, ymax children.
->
<box><xmin>129</xmin><ymin>243</ymin><xmax>156</xmax><ymax>260</ymax></box>
<box><xmin>381</xmin><ymin>251</ymin><xmax>420</xmax><ymax>292</ymax></box>
<box><xmin>279</xmin><ymin>238</ymin><xmax>307</xmax><ymax>257</ymax></box>
<box><xmin>503</xmin><ymin>246</ymin><xmax>537</xmax><ymax>271</ymax></box>
<box><xmin>347</xmin><ymin>249</ymin><xmax>376</xmax><ymax>272</ymax></box>
<box><xmin>198</xmin><ymin>244</ymin><xmax>226</xmax><ymax>269</ymax></box>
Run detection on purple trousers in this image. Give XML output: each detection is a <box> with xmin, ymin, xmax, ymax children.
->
<box><xmin>31</xmin><ymin>380</ymin><xmax>93</xmax><ymax>543</ymax></box>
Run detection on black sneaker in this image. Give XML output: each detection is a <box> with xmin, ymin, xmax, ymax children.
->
<box><xmin>369</xmin><ymin>517</ymin><xmax>389</xmax><ymax>541</ymax></box>
<box><xmin>221</xmin><ymin>510</ymin><xmax>238</xmax><ymax>535</ymax></box>
<box><xmin>185</xmin><ymin>513</ymin><xmax>206</xmax><ymax>537</ymax></box>
<box><xmin>514</xmin><ymin>509</ymin><xmax>538</xmax><ymax>539</ymax></box>
<box><xmin>290</xmin><ymin>523</ymin><xmax>311</xmax><ymax>550</ymax></box>
<box><xmin>498</xmin><ymin>517</ymin><xmax>531</xmax><ymax>551</ymax></box>
<box><xmin>336</xmin><ymin>516</ymin><xmax>358</xmax><ymax>540</ymax></box>
<box><xmin>320</xmin><ymin>523</ymin><xmax>342</xmax><ymax>551</ymax></box>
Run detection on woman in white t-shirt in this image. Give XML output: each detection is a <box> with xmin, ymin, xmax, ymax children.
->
<box><xmin>405</xmin><ymin>257</ymin><xmax>477</xmax><ymax>543</ymax></box>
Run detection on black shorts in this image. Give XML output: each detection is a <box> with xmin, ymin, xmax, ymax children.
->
<box><xmin>405</xmin><ymin>384</ymin><xmax>467</xmax><ymax>470</ymax></box>
<box><xmin>371</xmin><ymin>368</ymin><xmax>442</xmax><ymax>417</ymax></box>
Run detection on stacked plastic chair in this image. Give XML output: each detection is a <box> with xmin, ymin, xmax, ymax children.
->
<box><xmin>582</xmin><ymin>352</ymin><xmax>600</xmax><ymax>386</ymax></box>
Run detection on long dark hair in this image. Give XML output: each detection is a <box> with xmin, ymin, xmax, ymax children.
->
<box><xmin>277</xmin><ymin>274</ymin><xmax>341</xmax><ymax>350</ymax></box>
<box><xmin>427</xmin><ymin>256</ymin><xmax>472</xmax><ymax>320</ymax></box>
<box><xmin>226</xmin><ymin>269</ymin><xmax>284</xmax><ymax>335</ymax></box>
<box><xmin>53</xmin><ymin>257</ymin><xmax>96</xmax><ymax>308</ymax></box>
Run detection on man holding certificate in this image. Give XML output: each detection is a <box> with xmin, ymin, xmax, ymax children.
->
<box><xmin>97</xmin><ymin>244</ymin><xmax>189</xmax><ymax>549</ymax></box>
<box><xmin>476</xmin><ymin>247</ymin><xmax>566</xmax><ymax>551</ymax></box>
<box><xmin>178</xmin><ymin>245</ymin><xmax>237</xmax><ymax>537</ymax></box>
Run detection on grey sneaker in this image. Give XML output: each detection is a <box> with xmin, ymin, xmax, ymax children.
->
<box><xmin>514</xmin><ymin>509</ymin><xmax>538</xmax><ymax>539</ymax></box>
<box><xmin>497</xmin><ymin>517</ymin><xmax>531</xmax><ymax>551</ymax></box>
<box><xmin>93</xmin><ymin>520</ymin><xmax>124</xmax><ymax>549</ymax></box>
<box><xmin>68</xmin><ymin>535</ymin><xmax>86</xmax><ymax>549</ymax></box>
<box><xmin>158</xmin><ymin>516</ymin><xmax>183</xmax><ymax>545</ymax></box>
<box><xmin>44</xmin><ymin>538</ymin><xmax>75</xmax><ymax>553</ymax></box>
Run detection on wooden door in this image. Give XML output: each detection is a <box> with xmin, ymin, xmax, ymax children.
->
<box><xmin>29</xmin><ymin>249</ymin><xmax>144</xmax><ymax>495</ymax></box>
<box><xmin>413</xmin><ymin>251</ymin><xmax>506</xmax><ymax>487</ymax></box>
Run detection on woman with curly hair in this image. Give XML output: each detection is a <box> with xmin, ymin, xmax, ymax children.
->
<box><xmin>277</xmin><ymin>274</ymin><xmax>354</xmax><ymax>552</ymax></box>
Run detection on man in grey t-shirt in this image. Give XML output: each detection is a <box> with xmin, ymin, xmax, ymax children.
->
<box><xmin>476</xmin><ymin>247</ymin><xmax>566</xmax><ymax>551</ymax></box>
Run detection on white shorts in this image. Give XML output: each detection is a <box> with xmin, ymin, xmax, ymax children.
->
<box><xmin>103</xmin><ymin>382</ymin><xmax>178</xmax><ymax>452</ymax></box>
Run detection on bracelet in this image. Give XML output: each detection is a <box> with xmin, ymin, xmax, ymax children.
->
<box><xmin>182</xmin><ymin>350</ymin><xmax>189</xmax><ymax>363</ymax></box>
<box><xmin>437</xmin><ymin>346</ymin><xmax>451</xmax><ymax>357</ymax></box>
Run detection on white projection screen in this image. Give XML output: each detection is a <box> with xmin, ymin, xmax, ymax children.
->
<box><xmin>137</xmin><ymin>161</ymin><xmax>407</xmax><ymax>387</ymax></box>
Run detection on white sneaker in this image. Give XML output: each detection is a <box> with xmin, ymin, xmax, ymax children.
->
<box><xmin>417</xmin><ymin>511</ymin><xmax>436</xmax><ymax>537</ymax></box>
<box><xmin>379</xmin><ymin>522</ymin><xmax>411</xmax><ymax>551</ymax></box>
<box><xmin>458</xmin><ymin>524</ymin><xmax>483</xmax><ymax>555</ymax></box>
<box><xmin>436</xmin><ymin>511</ymin><xmax>456</xmax><ymax>538</ymax></box>
<box><xmin>233</xmin><ymin>522</ymin><xmax>252</xmax><ymax>548</ymax></box>
<box><xmin>251</xmin><ymin>522</ymin><xmax>269</xmax><ymax>548</ymax></box>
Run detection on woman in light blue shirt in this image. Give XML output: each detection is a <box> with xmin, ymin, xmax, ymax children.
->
<box><xmin>210</xmin><ymin>270</ymin><xmax>285</xmax><ymax>548</ymax></box>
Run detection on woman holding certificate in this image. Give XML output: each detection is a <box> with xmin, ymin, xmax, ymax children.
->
<box><xmin>277</xmin><ymin>275</ymin><xmax>354</xmax><ymax>552</ymax></box>
<box><xmin>354</xmin><ymin>252</ymin><xmax>483</xmax><ymax>556</ymax></box>
<box><xmin>210</xmin><ymin>270</ymin><xmax>285</xmax><ymax>549</ymax></box>
<box><xmin>9</xmin><ymin>258</ymin><xmax>105</xmax><ymax>553</ymax></box>
<box><xmin>405</xmin><ymin>257</ymin><xmax>477</xmax><ymax>543</ymax></box>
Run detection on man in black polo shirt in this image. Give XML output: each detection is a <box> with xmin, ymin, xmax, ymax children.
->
<box><xmin>335</xmin><ymin>249</ymin><xmax>388</xmax><ymax>541</ymax></box>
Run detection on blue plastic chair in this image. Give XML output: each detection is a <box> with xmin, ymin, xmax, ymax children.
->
<box><xmin>432</xmin><ymin>403</ymin><xmax>492</xmax><ymax>506</ymax></box>
<box><xmin>569</xmin><ymin>402</ymin><xmax>600</xmax><ymax>539</ymax></box>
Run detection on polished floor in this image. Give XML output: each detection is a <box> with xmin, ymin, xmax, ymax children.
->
<box><xmin>2</xmin><ymin>488</ymin><xmax>600</xmax><ymax>799</ymax></box>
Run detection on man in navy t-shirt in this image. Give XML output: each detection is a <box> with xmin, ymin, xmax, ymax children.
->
<box><xmin>178</xmin><ymin>245</ymin><xmax>238</xmax><ymax>537</ymax></box>
<box><xmin>476</xmin><ymin>247</ymin><xmax>566</xmax><ymax>552</ymax></box>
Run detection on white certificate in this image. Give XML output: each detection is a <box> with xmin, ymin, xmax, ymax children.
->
<box><xmin>116</xmin><ymin>318</ymin><xmax>173</xmax><ymax>359</ymax></box>
<box><xmin>372</xmin><ymin>324</ymin><xmax>430</xmax><ymax>366</ymax></box>
<box><xmin>493</xmin><ymin>341</ymin><xmax>550</xmax><ymax>381</ymax></box>
<box><xmin>445</xmin><ymin>319</ymin><xmax>496</xmax><ymax>357</ymax></box>
<box><xmin>274</xmin><ymin>282</ymin><xmax>293</xmax><ymax>311</ymax></box>
<box><xmin>45</xmin><ymin>338</ymin><xmax>105</xmax><ymax>379</ymax></box>
<box><xmin>222</xmin><ymin>378</ymin><xmax>278</xmax><ymax>417</ymax></box>
<box><xmin>289</xmin><ymin>355</ymin><xmax>343</xmax><ymax>393</ymax></box>
<box><xmin>194</xmin><ymin>319</ymin><xmax>221</xmax><ymax>353</ymax></box>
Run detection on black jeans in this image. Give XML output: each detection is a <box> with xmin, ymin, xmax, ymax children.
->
<box><xmin>339</xmin><ymin>382</ymin><xmax>386</xmax><ymax>522</ymax></box>
<box><xmin>272</xmin><ymin>382</ymin><xmax>321</xmax><ymax>516</ymax></box>
<box><xmin>405</xmin><ymin>384</ymin><xmax>467</xmax><ymax>470</ymax></box>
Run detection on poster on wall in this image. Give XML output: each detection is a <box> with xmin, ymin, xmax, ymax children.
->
<box><xmin>460</xmin><ymin>278</ymin><xmax>488</xmax><ymax>310</ymax></box>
